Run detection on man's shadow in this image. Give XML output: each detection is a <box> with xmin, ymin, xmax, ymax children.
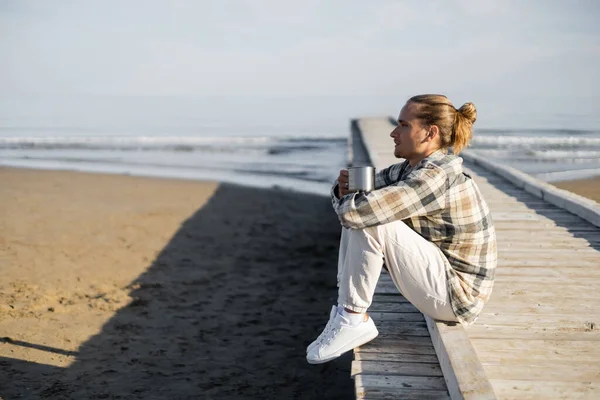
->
<box><xmin>1</xmin><ymin>183</ymin><xmax>354</xmax><ymax>400</ymax></box>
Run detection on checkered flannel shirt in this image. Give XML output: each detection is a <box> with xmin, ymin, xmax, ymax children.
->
<box><xmin>331</xmin><ymin>150</ymin><xmax>497</xmax><ymax>324</ymax></box>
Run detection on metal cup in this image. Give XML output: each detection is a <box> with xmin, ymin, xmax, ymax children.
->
<box><xmin>348</xmin><ymin>166</ymin><xmax>375</xmax><ymax>192</ymax></box>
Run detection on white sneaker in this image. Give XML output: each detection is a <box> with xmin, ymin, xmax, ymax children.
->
<box><xmin>306</xmin><ymin>305</ymin><xmax>337</xmax><ymax>354</ymax></box>
<box><xmin>306</xmin><ymin>311</ymin><xmax>378</xmax><ymax>364</ymax></box>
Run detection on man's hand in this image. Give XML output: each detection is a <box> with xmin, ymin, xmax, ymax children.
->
<box><xmin>336</xmin><ymin>169</ymin><xmax>350</xmax><ymax>198</ymax></box>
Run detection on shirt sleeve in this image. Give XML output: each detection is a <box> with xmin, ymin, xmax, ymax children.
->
<box><xmin>374</xmin><ymin>166</ymin><xmax>391</xmax><ymax>190</ymax></box>
<box><xmin>374</xmin><ymin>161</ymin><xmax>409</xmax><ymax>189</ymax></box>
<box><xmin>332</xmin><ymin>162</ymin><xmax>448</xmax><ymax>230</ymax></box>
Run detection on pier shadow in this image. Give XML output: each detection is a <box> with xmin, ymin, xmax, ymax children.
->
<box><xmin>0</xmin><ymin>184</ymin><xmax>353</xmax><ymax>399</ymax></box>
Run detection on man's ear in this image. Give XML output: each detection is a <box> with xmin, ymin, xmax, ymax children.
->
<box><xmin>426</xmin><ymin>125</ymin><xmax>440</xmax><ymax>142</ymax></box>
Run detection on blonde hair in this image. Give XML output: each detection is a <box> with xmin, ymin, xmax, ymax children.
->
<box><xmin>408</xmin><ymin>94</ymin><xmax>477</xmax><ymax>154</ymax></box>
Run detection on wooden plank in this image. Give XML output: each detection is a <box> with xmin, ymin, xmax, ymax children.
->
<box><xmin>496</xmin><ymin>242</ymin><xmax>600</xmax><ymax>250</ymax></box>
<box><xmin>427</xmin><ymin>317</ymin><xmax>497</xmax><ymax>400</ymax></box>
<box><xmin>495</xmin><ymin>230</ymin><xmax>600</xmax><ymax>238</ymax></box>
<box><xmin>483</xmin><ymin>295</ymin><xmax>597</xmax><ymax>308</ymax></box>
<box><xmin>491</xmin><ymin>247</ymin><xmax>599</xmax><ymax>255</ymax></box>
<box><xmin>369</xmin><ymin>311</ymin><xmax>424</xmax><ymax>322</ymax></box>
<box><xmin>352</xmin><ymin>360</ymin><xmax>443</xmax><ymax>377</ymax></box>
<box><xmin>483</xmin><ymin>303</ymin><xmax>600</xmax><ymax>316</ymax></box>
<box><xmin>356</xmin><ymin>387</ymin><xmax>450</xmax><ymax>400</ymax></box>
<box><xmin>484</xmin><ymin>200</ymin><xmax>558</xmax><ymax>206</ymax></box>
<box><xmin>495</xmin><ymin>259</ymin><xmax>600</xmax><ymax>267</ymax></box>
<box><xmin>369</xmin><ymin>321</ymin><xmax>430</xmax><ymax>336</ymax></box>
<box><xmin>495</xmin><ymin>258</ymin><xmax>600</xmax><ymax>266</ymax></box>
<box><xmin>493</xmin><ymin>224</ymin><xmax>599</xmax><ymax>232</ymax></box>
<box><xmin>372</xmin><ymin>294</ymin><xmax>410</xmax><ymax>303</ymax></box>
<box><xmin>468</xmin><ymin>326</ymin><xmax>600</xmax><ymax>341</ymax></box>
<box><xmin>490</xmin><ymin>287</ymin><xmax>600</xmax><ymax>299</ymax></box>
<box><xmin>482</xmin><ymin>364</ymin><xmax>600</xmax><ymax>383</ymax></box>
<box><xmin>499</xmin><ymin>252</ymin><xmax>599</xmax><ymax>260</ymax></box>
<box><xmin>491</xmin><ymin>211</ymin><xmax>593</xmax><ymax>221</ymax></box>
<box><xmin>377</xmin><ymin>280</ymin><xmax>600</xmax><ymax>299</ymax></box>
<box><xmin>490</xmin><ymin>379</ymin><xmax>598</xmax><ymax>400</ymax></box>
<box><xmin>368</xmin><ymin>302</ymin><xmax>420</xmax><ymax>313</ymax></box>
<box><xmin>473</xmin><ymin>313</ymin><xmax>600</xmax><ymax>329</ymax></box>
<box><xmin>495</xmin><ymin>266</ymin><xmax>600</xmax><ymax>279</ymax></box>
<box><xmin>490</xmin><ymin>281</ymin><xmax>598</xmax><ymax>290</ymax></box>
<box><xmin>469</xmin><ymin>339</ymin><xmax>600</xmax><ymax>363</ymax></box>
<box><xmin>495</xmin><ymin>232</ymin><xmax>600</xmax><ymax>240</ymax></box>
<box><xmin>355</xmin><ymin>351</ymin><xmax>440</xmax><ymax>364</ymax></box>
<box><xmin>375</xmin><ymin>284</ymin><xmax>402</xmax><ymax>295</ymax></box>
<box><xmin>478</xmin><ymin>274</ymin><xmax>600</xmax><ymax>284</ymax></box>
<box><xmin>471</xmin><ymin>339</ymin><xmax>600</xmax><ymax>368</ymax></box>
<box><xmin>357</xmin><ymin>337</ymin><xmax>436</xmax><ymax>355</ymax></box>
<box><xmin>375</xmin><ymin>281</ymin><xmax>402</xmax><ymax>294</ymax></box>
<box><xmin>354</xmin><ymin>374</ymin><xmax>448</xmax><ymax>391</ymax></box>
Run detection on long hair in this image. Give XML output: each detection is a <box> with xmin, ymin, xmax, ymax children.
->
<box><xmin>408</xmin><ymin>94</ymin><xmax>477</xmax><ymax>154</ymax></box>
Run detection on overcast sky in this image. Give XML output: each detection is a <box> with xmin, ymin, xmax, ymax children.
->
<box><xmin>1</xmin><ymin>1</ymin><xmax>599</xmax><ymax>129</ymax></box>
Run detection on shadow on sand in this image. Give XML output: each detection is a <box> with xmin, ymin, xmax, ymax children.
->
<box><xmin>1</xmin><ymin>183</ymin><xmax>354</xmax><ymax>399</ymax></box>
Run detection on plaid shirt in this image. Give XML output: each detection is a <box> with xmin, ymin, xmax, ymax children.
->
<box><xmin>331</xmin><ymin>150</ymin><xmax>497</xmax><ymax>324</ymax></box>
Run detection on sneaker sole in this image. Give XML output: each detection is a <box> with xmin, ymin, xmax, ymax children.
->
<box><xmin>306</xmin><ymin>328</ymin><xmax>379</xmax><ymax>365</ymax></box>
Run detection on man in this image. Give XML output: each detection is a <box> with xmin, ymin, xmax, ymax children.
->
<box><xmin>307</xmin><ymin>94</ymin><xmax>497</xmax><ymax>364</ymax></box>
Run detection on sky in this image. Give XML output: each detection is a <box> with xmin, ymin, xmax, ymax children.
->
<box><xmin>1</xmin><ymin>0</ymin><xmax>599</xmax><ymax>129</ymax></box>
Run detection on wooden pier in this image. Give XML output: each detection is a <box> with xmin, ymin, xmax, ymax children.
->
<box><xmin>350</xmin><ymin>118</ymin><xmax>600</xmax><ymax>399</ymax></box>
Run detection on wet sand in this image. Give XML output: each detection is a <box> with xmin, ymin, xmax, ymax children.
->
<box><xmin>553</xmin><ymin>176</ymin><xmax>600</xmax><ymax>204</ymax></box>
<box><xmin>0</xmin><ymin>168</ymin><xmax>352</xmax><ymax>399</ymax></box>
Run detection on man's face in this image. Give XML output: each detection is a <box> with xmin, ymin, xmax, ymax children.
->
<box><xmin>389</xmin><ymin>102</ymin><xmax>429</xmax><ymax>160</ymax></box>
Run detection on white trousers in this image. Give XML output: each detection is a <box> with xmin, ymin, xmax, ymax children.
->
<box><xmin>337</xmin><ymin>220</ymin><xmax>457</xmax><ymax>322</ymax></box>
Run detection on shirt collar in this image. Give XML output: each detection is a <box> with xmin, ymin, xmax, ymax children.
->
<box><xmin>415</xmin><ymin>149</ymin><xmax>446</xmax><ymax>168</ymax></box>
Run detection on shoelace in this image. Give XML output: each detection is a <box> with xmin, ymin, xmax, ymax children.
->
<box><xmin>314</xmin><ymin>318</ymin><xmax>336</xmax><ymax>347</ymax></box>
<box><xmin>323</xmin><ymin>327</ymin><xmax>341</xmax><ymax>346</ymax></box>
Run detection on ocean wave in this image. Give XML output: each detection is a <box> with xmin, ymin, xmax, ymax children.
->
<box><xmin>526</xmin><ymin>150</ymin><xmax>600</xmax><ymax>160</ymax></box>
<box><xmin>0</xmin><ymin>135</ymin><xmax>275</xmax><ymax>146</ymax></box>
<box><xmin>472</xmin><ymin>136</ymin><xmax>600</xmax><ymax>147</ymax></box>
<box><xmin>476</xmin><ymin>128</ymin><xmax>600</xmax><ymax>136</ymax></box>
<box><xmin>472</xmin><ymin>148</ymin><xmax>600</xmax><ymax>164</ymax></box>
<box><xmin>0</xmin><ymin>135</ymin><xmax>347</xmax><ymax>153</ymax></box>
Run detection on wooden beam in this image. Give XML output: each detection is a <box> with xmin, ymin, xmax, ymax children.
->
<box><xmin>426</xmin><ymin>318</ymin><xmax>497</xmax><ymax>400</ymax></box>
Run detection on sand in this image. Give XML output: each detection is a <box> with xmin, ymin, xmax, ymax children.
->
<box><xmin>553</xmin><ymin>176</ymin><xmax>600</xmax><ymax>204</ymax></box>
<box><xmin>0</xmin><ymin>168</ymin><xmax>352</xmax><ymax>399</ymax></box>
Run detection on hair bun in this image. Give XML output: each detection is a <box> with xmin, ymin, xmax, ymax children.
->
<box><xmin>457</xmin><ymin>102</ymin><xmax>477</xmax><ymax>124</ymax></box>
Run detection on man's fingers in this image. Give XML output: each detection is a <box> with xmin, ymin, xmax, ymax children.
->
<box><xmin>337</xmin><ymin>169</ymin><xmax>350</xmax><ymax>196</ymax></box>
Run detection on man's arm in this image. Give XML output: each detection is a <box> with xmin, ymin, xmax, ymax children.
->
<box><xmin>373</xmin><ymin>160</ymin><xmax>409</xmax><ymax>190</ymax></box>
<box><xmin>331</xmin><ymin>160</ymin><xmax>408</xmax><ymax>204</ymax></box>
<box><xmin>333</xmin><ymin>163</ymin><xmax>447</xmax><ymax>230</ymax></box>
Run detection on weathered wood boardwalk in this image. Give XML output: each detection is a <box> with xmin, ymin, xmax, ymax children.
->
<box><xmin>350</xmin><ymin>118</ymin><xmax>600</xmax><ymax>399</ymax></box>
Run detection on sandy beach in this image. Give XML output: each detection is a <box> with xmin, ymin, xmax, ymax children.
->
<box><xmin>553</xmin><ymin>176</ymin><xmax>600</xmax><ymax>204</ymax></box>
<box><xmin>0</xmin><ymin>168</ymin><xmax>352</xmax><ymax>399</ymax></box>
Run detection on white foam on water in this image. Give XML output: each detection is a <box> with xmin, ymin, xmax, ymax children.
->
<box><xmin>0</xmin><ymin>134</ymin><xmax>345</xmax><ymax>145</ymax></box>
<box><xmin>528</xmin><ymin>150</ymin><xmax>600</xmax><ymax>160</ymax></box>
<box><xmin>472</xmin><ymin>136</ymin><xmax>600</xmax><ymax>146</ymax></box>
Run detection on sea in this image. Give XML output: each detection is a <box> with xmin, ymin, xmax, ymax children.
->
<box><xmin>1</xmin><ymin>96</ymin><xmax>599</xmax><ymax>197</ymax></box>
